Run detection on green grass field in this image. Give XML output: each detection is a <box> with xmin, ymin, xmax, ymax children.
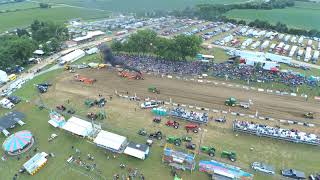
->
<box><xmin>225</xmin><ymin>1</ymin><xmax>320</xmax><ymax>30</ymax></box>
<box><xmin>0</xmin><ymin>6</ymin><xmax>110</xmax><ymax>32</ymax></box>
<box><xmin>0</xmin><ymin>1</ymin><xmax>39</xmax><ymax>11</ymax></box>
<box><xmin>37</xmin><ymin>0</ymin><xmax>248</xmax><ymax>12</ymax></box>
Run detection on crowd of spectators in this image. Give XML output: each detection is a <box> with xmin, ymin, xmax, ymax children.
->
<box><xmin>170</xmin><ymin>107</ymin><xmax>208</xmax><ymax>124</ymax></box>
<box><xmin>233</xmin><ymin>120</ymin><xmax>320</xmax><ymax>145</ymax></box>
<box><xmin>115</xmin><ymin>54</ymin><xmax>319</xmax><ymax>88</ymax></box>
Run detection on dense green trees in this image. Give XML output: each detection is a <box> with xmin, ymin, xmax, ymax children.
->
<box><xmin>31</xmin><ymin>20</ymin><xmax>68</xmax><ymax>43</ymax></box>
<box><xmin>111</xmin><ymin>30</ymin><xmax>202</xmax><ymax>60</ymax></box>
<box><xmin>0</xmin><ymin>35</ymin><xmax>36</xmax><ymax>70</ymax></box>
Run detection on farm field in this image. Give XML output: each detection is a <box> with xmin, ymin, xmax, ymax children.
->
<box><xmin>0</xmin><ymin>6</ymin><xmax>110</xmax><ymax>32</ymax></box>
<box><xmin>1</xmin><ymin>67</ymin><xmax>319</xmax><ymax>180</ymax></box>
<box><xmin>0</xmin><ymin>1</ymin><xmax>38</xmax><ymax>11</ymax></box>
<box><xmin>225</xmin><ymin>1</ymin><xmax>320</xmax><ymax>30</ymax></box>
<box><xmin>36</xmin><ymin>0</ymin><xmax>248</xmax><ymax>12</ymax></box>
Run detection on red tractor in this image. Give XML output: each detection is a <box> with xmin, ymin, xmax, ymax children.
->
<box><xmin>185</xmin><ymin>123</ymin><xmax>199</xmax><ymax>133</ymax></box>
<box><xmin>165</xmin><ymin>120</ymin><xmax>179</xmax><ymax>129</ymax></box>
<box><xmin>56</xmin><ymin>105</ymin><xmax>66</xmax><ymax>111</ymax></box>
<box><xmin>153</xmin><ymin>116</ymin><xmax>161</xmax><ymax>123</ymax></box>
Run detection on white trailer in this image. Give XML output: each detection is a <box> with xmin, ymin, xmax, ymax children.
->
<box><xmin>240</xmin><ymin>27</ymin><xmax>248</xmax><ymax>34</ymax></box>
<box><xmin>260</xmin><ymin>40</ymin><xmax>270</xmax><ymax>50</ymax></box>
<box><xmin>304</xmin><ymin>47</ymin><xmax>312</xmax><ymax>62</ymax></box>
<box><xmin>276</xmin><ymin>42</ymin><xmax>285</xmax><ymax>52</ymax></box>
<box><xmin>312</xmin><ymin>50</ymin><xmax>319</xmax><ymax>62</ymax></box>
<box><xmin>289</xmin><ymin>45</ymin><xmax>298</xmax><ymax>57</ymax></box>
<box><xmin>298</xmin><ymin>36</ymin><xmax>304</xmax><ymax>44</ymax></box>
<box><xmin>318</xmin><ymin>41</ymin><xmax>320</xmax><ymax>50</ymax></box>
<box><xmin>241</xmin><ymin>38</ymin><xmax>253</xmax><ymax>49</ymax></box>
<box><xmin>283</xmin><ymin>45</ymin><xmax>290</xmax><ymax>54</ymax></box>
<box><xmin>245</xmin><ymin>29</ymin><xmax>254</xmax><ymax>36</ymax></box>
<box><xmin>297</xmin><ymin>49</ymin><xmax>304</xmax><ymax>59</ymax></box>
<box><xmin>265</xmin><ymin>31</ymin><xmax>273</xmax><ymax>38</ymax></box>
<box><xmin>278</xmin><ymin>34</ymin><xmax>285</xmax><ymax>40</ymax></box>
<box><xmin>284</xmin><ymin>35</ymin><xmax>291</xmax><ymax>42</ymax></box>
<box><xmin>223</xmin><ymin>35</ymin><xmax>233</xmax><ymax>43</ymax></box>
<box><xmin>290</xmin><ymin>36</ymin><xmax>297</xmax><ymax>43</ymax></box>
<box><xmin>250</xmin><ymin>41</ymin><xmax>261</xmax><ymax>50</ymax></box>
<box><xmin>257</xmin><ymin>30</ymin><xmax>266</xmax><ymax>37</ymax></box>
<box><xmin>307</xmin><ymin>39</ymin><xmax>313</xmax><ymax>46</ymax></box>
<box><xmin>269</xmin><ymin>43</ymin><xmax>276</xmax><ymax>52</ymax></box>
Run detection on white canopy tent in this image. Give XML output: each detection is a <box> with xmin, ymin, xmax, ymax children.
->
<box><xmin>59</xmin><ymin>49</ymin><xmax>85</xmax><ymax>64</ymax></box>
<box><xmin>94</xmin><ymin>130</ymin><xmax>127</xmax><ymax>152</ymax></box>
<box><xmin>62</xmin><ymin>116</ymin><xmax>94</xmax><ymax>137</ymax></box>
<box><xmin>124</xmin><ymin>142</ymin><xmax>149</xmax><ymax>160</ymax></box>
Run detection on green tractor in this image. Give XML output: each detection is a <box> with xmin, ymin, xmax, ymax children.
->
<box><xmin>84</xmin><ymin>99</ymin><xmax>95</xmax><ymax>108</ymax></box>
<box><xmin>221</xmin><ymin>151</ymin><xmax>237</xmax><ymax>162</ymax></box>
<box><xmin>200</xmin><ymin>146</ymin><xmax>216</xmax><ymax>157</ymax></box>
<box><xmin>166</xmin><ymin>136</ymin><xmax>182</xmax><ymax>146</ymax></box>
<box><xmin>225</xmin><ymin>97</ymin><xmax>237</xmax><ymax>106</ymax></box>
<box><xmin>97</xmin><ymin>111</ymin><xmax>106</xmax><ymax>120</ymax></box>
<box><xmin>181</xmin><ymin>136</ymin><xmax>192</xmax><ymax>142</ymax></box>
<box><xmin>304</xmin><ymin>112</ymin><xmax>314</xmax><ymax>119</ymax></box>
<box><xmin>148</xmin><ymin>86</ymin><xmax>160</xmax><ymax>94</ymax></box>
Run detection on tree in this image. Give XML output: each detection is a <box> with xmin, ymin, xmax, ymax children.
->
<box><xmin>173</xmin><ymin>34</ymin><xmax>202</xmax><ymax>60</ymax></box>
<box><xmin>31</xmin><ymin>20</ymin><xmax>68</xmax><ymax>43</ymax></box>
<box><xmin>111</xmin><ymin>40</ymin><xmax>123</xmax><ymax>52</ymax></box>
<box><xmin>125</xmin><ymin>30</ymin><xmax>157</xmax><ymax>54</ymax></box>
<box><xmin>16</xmin><ymin>28</ymin><xmax>30</xmax><ymax>37</ymax></box>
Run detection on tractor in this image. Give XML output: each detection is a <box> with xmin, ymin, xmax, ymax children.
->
<box><xmin>181</xmin><ymin>136</ymin><xmax>192</xmax><ymax>142</ymax></box>
<box><xmin>221</xmin><ymin>151</ymin><xmax>237</xmax><ymax>162</ymax></box>
<box><xmin>166</xmin><ymin>136</ymin><xmax>182</xmax><ymax>146</ymax></box>
<box><xmin>165</xmin><ymin>120</ymin><xmax>179</xmax><ymax>129</ymax></box>
<box><xmin>149</xmin><ymin>131</ymin><xmax>163</xmax><ymax>140</ymax></box>
<box><xmin>185</xmin><ymin>142</ymin><xmax>196</xmax><ymax>150</ymax></box>
<box><xmin>153</xmin><ymin>116</ymin><xmax>161</xmax><ymax>123</ymax></box>
<box><xmin>84</xmin><ymin>99</ymin><xmax>95</xmax><ymax>108</ymax></box>
<box><xmin>148</xmin><ymin>86</ymin><xmax>160</xmax><ymax>94</ymax></box>
<box><xmin>96</xmin><ymin>111</ymin><xmax>106</xmax><ymax>120</ymax></box>
<box><xmin>56</xmin><ymin>105</ymin><xmax>66</xmax><ymax>111</ymax></box>
<box><xmin>87</xmin><ymin>112</ymin><xmax>97</xmax><ymax>120</ymax></box>
<box><xmin>185</xmin><ymin>123</ymin><xmax>199</xmax><ymax>133</ymax></box>
<box><xmin>225</xmin><ymin>97</ymin><xmax>237</xmax><ymax>106</ymax></box>
<box><xmin>215</xmin><ymin>116</ymin><xmax>226</xmax><ymax>123</ymax></box>
<box><xmin>67</xmin><ymin>108</ymin><xmax>75</xmax><ymax>114</ymax></box>
<box><xmin>95</xmin><ymin>98</ymin><xmax>106</xmax><ymax>107</ymax></box>
<box><xmin>138</xmin><ymin>128</ymin><xmax>147</xmax><ymax>136</ymax></box>
<box><xmin>200</xmin><ymin>146</ymin><xmax>216</xmax><ymax>157</ymax></box>
<box><xmin>304</xmin><ymin>112</ymin><xmax>314</xmax><ymax>119</ymax></box>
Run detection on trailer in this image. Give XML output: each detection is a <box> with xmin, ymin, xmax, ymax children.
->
<box><xmin>276</xmin><ymin>42</ymin><xmax>285</xmax><ymax>52</ymax></box>
<box><xmin>250</xmin><ymin>41</ymin><xmax>261</xmax><ymax>50</ymax></box>
<box><xmin>298</xmin><ymin>36</ymin><xmax>304</xmax><ymax>45</ymax></box>
<box><xmin>291</xmin><ymin>36</ymin><xmax>297</xmax><ymax>43</ymax></box>
<box><xmin>269</xmin><ymin>43</ymin><xmax>276</xmax><ymax>52</ymax></box>
<box><xmin>241</xmin><ymin>38</ymin><xmax>253</xmax><ymax>49</ymax></box>
<box><xmin>283</xmin><ymin>44</ymin><xmax>290</xmax><ymax>54</ymax></box>
<box><xmin>260</xmin><ymin>40</ymin><xmax>270</xmax><ymax>50</ymax></box>
<box><xmin>289</xmin><ymin>45</ymin><xmax>298</xmax><ymax>57</ymax></box>
<box><xmin>245</xmin><ymin>29</ymin><xmax>254</xmax><ymax>36</ymax></box>
<box><xmin>265</xmin><ymin>31</ymin><xmax>273</xmax><ymax>38</ymax></box>
<box><xmin>318</xmin><ymin>41</ymin><xmax>320</xmax><ymax>50</ymax></box>
<box><xmin>304</xmin><ymin>47</ymin><xmax>312</xmax><ymax>62</ymax></box>
<box><xmin>284</xmin><ymin>35</ymin><xmax>291</xmax><ymax>42</ymax></box>
<box><xmin>297</xmin><ymin>49</ymin><xmax>304</xmax><ymax>60</ymax></box>
<box><xmin>278</xmin><ymin>34</ymin><xmax>285</xmax><ymax>40</ymax></box>
<box><xmin>312</xmin><ymin>50</ymin><xmax>319</xmax><ymax>63</ymax></box>
<box><xmin>307</xmin><ymin>39</ymin><xmax>313</xmax><ymax>46</ymax></box>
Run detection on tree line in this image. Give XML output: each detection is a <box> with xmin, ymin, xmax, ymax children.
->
<box><xmin>0</xmin><ymin>20</ymin><xmax>68</xmax><ymax>71</ymax></box>
<box><xmin>111</xmin><ymin>29</ymin><xmax>202</xmax><ymax>60</ymax></box>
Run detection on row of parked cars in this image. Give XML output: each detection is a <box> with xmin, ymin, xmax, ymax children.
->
<box><xmin>252</xmin><ymin>162</ymin><xmax>319</xmax><ymax>179</ymax></box>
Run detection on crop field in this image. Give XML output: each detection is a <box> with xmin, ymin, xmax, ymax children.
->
<box><xmin>225</xmin><ymin>1</ymin><xmax>320</xmax><ymax>30</ymax></box>
<box><xmin>1</xmin><ymin>61</ymin><xmax>320</xmax><ymax>180</ymax></box>
<box><xmin>0</xmin><ymin>6</ymin><xmax>110</xmax><ymax>32</ymax></box>
<box><xmin>37</xmin><ymin>0</ymin><xmax>248</xmax><ymax>12</ymax></box>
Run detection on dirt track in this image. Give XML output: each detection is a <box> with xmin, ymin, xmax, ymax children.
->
<box><xmin>55</xmin><ymin>69</ymin><xmax>320</xmax><ymax>124</ymax></box>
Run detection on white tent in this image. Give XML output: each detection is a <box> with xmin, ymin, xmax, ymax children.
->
<box><xmin>33</xmin><ymin>49</ymin><xmax>44</xmax><ymax>55</ymax></box>
<box><xmin>94</xmin><ymin>130</ymin><xmax>127</xmax><ymax>152</ymax></box>
<box><xmin>59</xmin><ymin>49</ymin><xmax>85</xmax><ymax>64</ymax></box>
<box><xmin>62</xmin><ymin>116</ymin><xmax>94</xmax><ymax>137</ymax></box>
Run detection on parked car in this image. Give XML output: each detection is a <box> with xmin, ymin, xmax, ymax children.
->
<box><xmin>251</xmin><ymin>162</ymin><xmax>275</xmax><ymax>175</ymax></box>
<box><xmin>281</xmin><ymin>169</ymin><xmax>306</xmax><ymax>179</ymax></box>
<box><xmin>8</xmin><ymin>96</ymin><xmax>21</xmax><ymax>104</ymax></box>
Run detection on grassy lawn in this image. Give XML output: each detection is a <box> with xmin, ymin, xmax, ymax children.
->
<box><xmin>225</xmin><ymin>1</ymin><xmax>320</xmax><ymax>30</ymax></box>
<box><xmin>0</xmin><ymin>6</ymin><xmax>110</xmax><ymax>32</ymax></box>
<box><xmin>0</xmin><ymin>67</ymin><xmax>318</xmax><ymax>180</ymax></box>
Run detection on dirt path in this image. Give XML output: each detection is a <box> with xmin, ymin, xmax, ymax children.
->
<box><xmin>54</xmin><ymin>69</ymin><xmax>320</xmax><ymax>124</ymax></box>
